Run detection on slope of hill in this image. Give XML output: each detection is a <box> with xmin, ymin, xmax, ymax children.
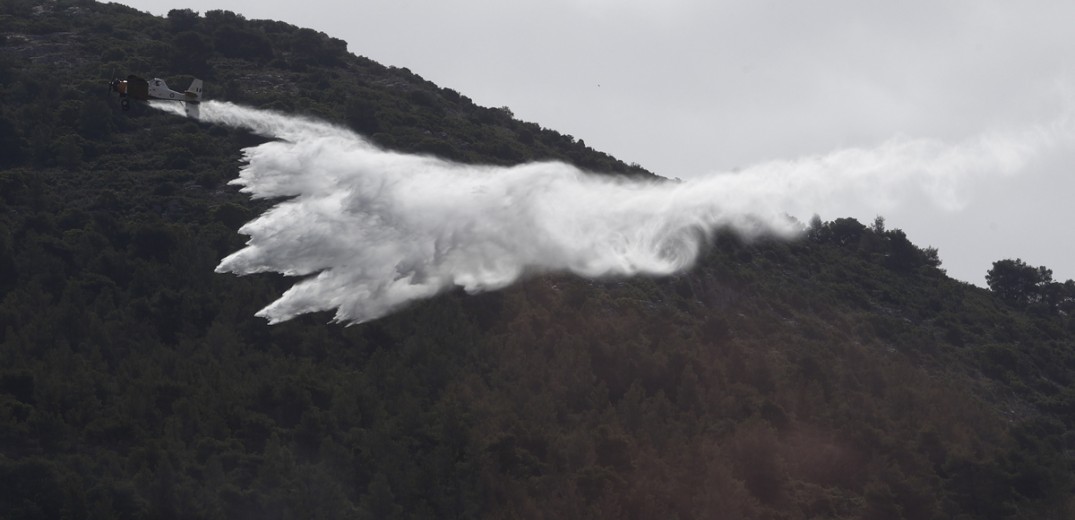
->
<box><xmin>1</xmin><ymin>2</ymin><xmax>1073</xmax><ymax>518</ymax></box>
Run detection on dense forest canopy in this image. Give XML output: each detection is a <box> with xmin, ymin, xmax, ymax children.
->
<box><xmin>1</xmin><ymin>1</ymin><xmax>1073</xmax><ymax>518</ymax></box>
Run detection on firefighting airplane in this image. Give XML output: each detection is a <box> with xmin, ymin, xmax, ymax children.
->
<box><xmin>108</xmin><ymin>75</ymin><xmax>202</xmax><ymax>118</ymax></box>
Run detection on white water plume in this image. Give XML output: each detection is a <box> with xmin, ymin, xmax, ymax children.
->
<box><xmin>151</xmin><ymin>100</ymin><xmax>1068</xmax><ymax>324</ymax></box>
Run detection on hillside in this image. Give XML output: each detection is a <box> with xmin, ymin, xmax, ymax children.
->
<box><xmin>1</xmin><ymin>2</ymin><xmax>1074</xmax><ymax>519</ymax></box>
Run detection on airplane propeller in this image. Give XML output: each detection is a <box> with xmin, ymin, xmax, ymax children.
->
<box><xmin>106</xmin><ymin>70</ymin><xmax>131</xmax><ymax>110</ymax></box>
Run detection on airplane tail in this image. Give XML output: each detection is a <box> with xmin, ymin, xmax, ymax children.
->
<box><xmin>185</xmin><ymin>78</ymin><xmax>203</xmax><ymax>102</ymax></box>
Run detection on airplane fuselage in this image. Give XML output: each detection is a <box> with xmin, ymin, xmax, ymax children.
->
<box><xmin>109</xmin><ymin>75</ymin><xmax>202</xmax><ymax>117</ymax></box>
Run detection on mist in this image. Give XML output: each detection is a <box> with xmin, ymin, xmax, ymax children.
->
<box><xmin>151</xmin><ymin>100</ymin><xmax>1068</xmax><ymax>324</ymax></box>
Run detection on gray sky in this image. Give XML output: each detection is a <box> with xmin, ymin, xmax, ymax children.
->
<box><xmin>126</xmin><ymin>0</ymin><xmax>1075</xmax><ymax>285</ymax></box>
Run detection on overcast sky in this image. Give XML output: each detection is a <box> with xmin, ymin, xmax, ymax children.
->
<box><xmin>125</xmin><ymin>0</ymin><xmax>1075</xmax><ymax>285</ymax></box>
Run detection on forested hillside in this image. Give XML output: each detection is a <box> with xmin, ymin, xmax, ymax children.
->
<box><xmin>1</xmin><ymin>1</ymin><xmax>1074</xmax><ymax>518</ymax></box>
